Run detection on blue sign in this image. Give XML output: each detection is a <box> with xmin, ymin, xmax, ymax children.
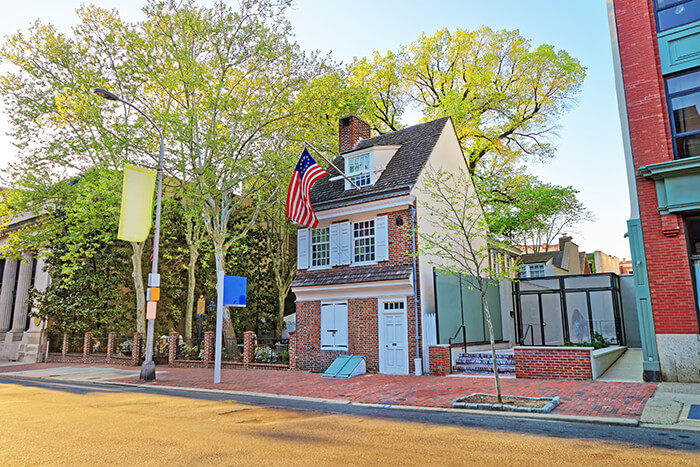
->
<box><xmin>223</xmin><ymin>275</ymin><xmax>247</xmax><ymax>307</ymax></box>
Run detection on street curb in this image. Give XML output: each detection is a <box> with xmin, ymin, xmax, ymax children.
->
<box><xmin>1</xmin><ymin>373</ymin><xmax>639</xmax><ymax>427</ymax></box>
<box><xmin>640</xmin><ymin>422</ymin><xmax>700</xmax><ymax>433</ymax></box>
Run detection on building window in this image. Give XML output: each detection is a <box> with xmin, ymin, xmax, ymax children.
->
<box><xmin>321</xmin><ymin>302</ymin><xmax>348</xmax><ymax>350</ymax></box>
<box><xmin>346</xmin><ymin>153</ymin><xmax>372</xmax><ymax>188</ymax></box>
<box><xmin>667</xmin><ymin>69</ymin><xmax>700</xmax><ymax>159</ymax></box>
<box><xmin>520</xmin><ymin>263</ymin><xmax>545</xmax><ymax>278</ymax></box>
<box><xmin>353</xmin><ymin>220</ymin><xmax>375</xmax><ymax>263</ymax></box>
<box><xmin>655</xmin><ymin>0</ymin><xmax>700</xmax><ymax>32</ymax></box>
<box><xmin>686</xmin><ymin>216</ymin><xmax>700</xmax><ymax>316</ymax></box>
<box><xmin>311</xmin><ymin>227</ymin><xmax>330</xmax><ymax>267</ymax></box>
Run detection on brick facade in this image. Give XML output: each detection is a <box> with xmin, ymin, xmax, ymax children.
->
<box><xmin>514</xmin><ymin>347</ymin><xmax>592</xmax><ymax>380</ymax></box>
<box><xmin>294</xmin><ymin>206</ymin><xmax>423</xmax><ymax>374</ymax></box>
<box><xmin>614</xmin><ymin>0</ymin><xmax>699</xmax><ymax>335</ymax></box>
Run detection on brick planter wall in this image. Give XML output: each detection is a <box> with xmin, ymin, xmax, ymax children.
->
<box><xmin>514</xmin><ymin>346</ymin><xmax>593</xmax><ymax>380</ymax></box>
<box><xmin>428</xmin><ymin>345</ymin><xmax>451</xmax><ymax>376</ymax></box>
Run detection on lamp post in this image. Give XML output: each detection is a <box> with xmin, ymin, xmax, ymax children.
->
<box><xmin>94</xmin><ymin>87</ymin><xmax>163</xmax><ymax>382</ymax></box>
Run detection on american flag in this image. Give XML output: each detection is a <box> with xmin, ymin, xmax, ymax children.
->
<box><xmin>286</xmin><ymin>148</ymin><xmax>328</xmax><ymax>228</ymax></box>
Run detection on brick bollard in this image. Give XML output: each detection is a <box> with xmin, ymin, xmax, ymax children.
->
<box><xmin>61</xmin><ymin>332</ymin><xmax>69</xmax><ymax>359</ymax></box>
<box><xmin>107</xmin><ymin>332</ymin><xmax>116</xmax><ymax>360</ymax></box>
<box><xmin>132</xmin><ymin>332</ymin><xmax>143</xmax><ymax>366</ymax></box>
<box><xmin>288</xmin><ymin>331</ymin><xmax>297</xmax><ymax>369</ymax></box>
<box><xmin>203</xmin><ymin>331</ymin><xmax>215</xmax><ymax>364</ymax></box>
<box><xmin>243</xmin><ymin>331</ymin><xmax>256</xmax><ymax>366</ymax></box>
<box><xmin>168</xmin><ymin>332</ymin><xmax>179</xmax><ymax>365</ymax></box>
<box><xmin>83</xmin><ymin>332</ymin><xmax>93</xmax><ymax>360</ymax></box>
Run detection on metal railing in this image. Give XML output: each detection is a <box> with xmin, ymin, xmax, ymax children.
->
<box><xmin>519</xmin><ymin>324</ymin><xmax>535</xmax><ymax>346</ymax></box>
<box><xmin>448</xmin><ymin>325</ymin><xmax>467</xmax><ymax>374</ymax></box>
<box><xmin>175</xmin><ymin>338</ymin><xmax>203</xmax><ymax>361</ymax></box>
<box><xmin>254</xmin><ymin>337</ymin><xmax>289</xmax><ymax>364</ymax></box>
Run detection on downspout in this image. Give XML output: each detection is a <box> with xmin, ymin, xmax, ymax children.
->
<box><xmin>410</xmin><ymin>204</ymin><xmax>422</xmax><ymax>375</ymax></box>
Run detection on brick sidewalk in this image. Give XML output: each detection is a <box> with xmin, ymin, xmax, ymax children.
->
<box><xmin>1</xmin><ymin>363</ymin><xmax>657</xmax><ymax>420</ymax></box>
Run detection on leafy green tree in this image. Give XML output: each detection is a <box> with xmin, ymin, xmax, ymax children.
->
<box><xmin>353</xmin><ymin>27</ymin><xmax>586</xmax><ymax>174</ymax></box>
<box><xmin>483</xmin><ymin>171</ymin><xmax>593</xmax><ymax>252</ymax></box>
<box><xmin>16</xmin><ymin>169</ymin><xmax>134</xmax><ymax>335</ymax></box>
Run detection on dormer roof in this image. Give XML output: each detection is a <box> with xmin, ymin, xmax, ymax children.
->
<box><xmin>310</xmin><ymin>116</ymin><xmax>450</xmax><ymax>212</ymax></box>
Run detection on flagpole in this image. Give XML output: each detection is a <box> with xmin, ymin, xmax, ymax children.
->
<box><xmin>304</xmin><ymin>141</ymin><xmax>362</xmax><ymax>190</ymax></box>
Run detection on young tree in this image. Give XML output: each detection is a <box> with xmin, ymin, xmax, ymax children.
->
<box><xmin>419</xmin><ymin>167</ymin><xmax>517</xmax><ymax>403</ymax></box>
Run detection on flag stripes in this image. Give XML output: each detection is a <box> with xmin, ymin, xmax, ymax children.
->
<box><xmin>286</xmin><ymin>148</ymin><xmax>328</xmax><ymax>228</ymax></box>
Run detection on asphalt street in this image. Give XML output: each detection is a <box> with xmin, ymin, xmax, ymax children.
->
<box><xmin>1</xmin><ymin>375</ymin><xmax>699</xmax><ymax>455</ymax></box>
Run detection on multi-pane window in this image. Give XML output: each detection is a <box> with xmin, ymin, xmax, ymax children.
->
<box><xmin>520</xmin><ymin>263</ymin><xmax>545</xmax><ymax>278</ymax></box>
<box><xmin>353</xmin><ymin>220</ymin><xmax>375</xmax><ymax>263</ymax></box>
<box><xmin>347</xmin><ymin>153</ymin><xmax>372</xmax><ymax>187</ymax></box>
<box><xmin>655</xmin><ymin>0</ymin><xmax>700</xmax><ymax>32</ymax></box>
<box><xmin>311</xmin><ymin>227</ymin><xmax>330</xmax><ymax>267</ymax></box>
<box><xmin>667</xmin><ymin>69</ymin><xmax>700</xmax><ymax>159</ymax></box>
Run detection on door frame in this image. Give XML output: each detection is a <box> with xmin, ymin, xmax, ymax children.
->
<box><xmin>378</xmin><ymin>297</ymin><xmax>409</xmax><ymax>375</ymax></box>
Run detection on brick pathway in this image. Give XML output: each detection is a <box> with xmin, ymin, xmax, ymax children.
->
<box><xmin>0</xmin><ymin>363</ymin><xmax>657</xmax><ymax>420</ymax></box>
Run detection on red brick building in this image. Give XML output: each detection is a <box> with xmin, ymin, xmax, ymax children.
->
<box><xmin>609</xmin><ymin>0</ymin><xmax>700</xmax><ymax>381</ymax></box>
<box><xmin>291</xmin><ymin>115</ymin><xmax>477</xmax><ymax>375</ymax></box>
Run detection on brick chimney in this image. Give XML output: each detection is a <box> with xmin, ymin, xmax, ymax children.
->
<box><xmin>339</xmin><ymin>115</ymin><xmax>370</xmax><ymax>152</ymax></box>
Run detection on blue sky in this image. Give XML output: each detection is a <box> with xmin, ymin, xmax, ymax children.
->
<box><xmin>0</xmin><ymin>0</ymin><xmax>631</xmax><ymax>258</ymax></box>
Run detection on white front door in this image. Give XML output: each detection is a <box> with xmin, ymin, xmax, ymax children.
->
<box><xmin>379</xmin><ymin>300</ymin><xmax>409</xmax><ymax>375</ymax></box>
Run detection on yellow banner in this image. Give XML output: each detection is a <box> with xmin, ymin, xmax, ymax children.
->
<box><xmin>117</xmin><ymin>164</ymin><xmax>156</xmax><ymax>242</ymax></box>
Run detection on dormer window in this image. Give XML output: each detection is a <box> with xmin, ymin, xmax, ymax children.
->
<box><xmin>346</xmin><ymin>152</ymin><xmax>372</xmax><ymax>189</ymax></box>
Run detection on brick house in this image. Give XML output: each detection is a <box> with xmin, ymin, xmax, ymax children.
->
<box><xmin>291</xmin><ymin>115</ymin><xmax>477</xmax><ymax>375</ymax></box>
<box><xmin>609</xmin><ymin>0</ymin><xmax>700</xmax><ymax>381</ymax></box>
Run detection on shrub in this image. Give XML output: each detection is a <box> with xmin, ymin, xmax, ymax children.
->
<box><xmin>563</xmin><ymin>332</ymin><xmax>611</xmax><ymax>350</ymax></box>
<box><xmin>254</xmin><ymin>345</ymin><xmax>277</xmax><ymax>363</ymax></box>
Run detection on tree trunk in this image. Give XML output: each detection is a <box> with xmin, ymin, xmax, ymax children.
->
<box><xmin>184</xmin><ymin>226</ymin><xmax>199</xmax><ymax>341</ymax></box>
<box><xmin>482</xmin><ymin>290</ymin><xmax>502</xmax><ymax>404</ymax></box>
<box><xmin>276</xmin><ymin>287</ymin><xmax>286</xmax><ymax>339</ymax></box>
<box><xmin>130</xmin><ymin>241</ymin><xmax>146</xmax><ymax>333</ymax></box>
<box><xmin>214</xmin><ymin>244</ymin><xmax>241</xmax><ymax>361</ymax></box>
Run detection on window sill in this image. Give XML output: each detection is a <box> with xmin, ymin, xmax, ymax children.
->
<box><xmin>350</xmin><ymin>261</ymin><xmax>378</xmax><ymax>267</ymax></box>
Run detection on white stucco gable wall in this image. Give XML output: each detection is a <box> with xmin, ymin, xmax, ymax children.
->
<box><xmin>410</xmin><ymin>118</ymin><xmax>487</xmax><ymax>364</ymax></box>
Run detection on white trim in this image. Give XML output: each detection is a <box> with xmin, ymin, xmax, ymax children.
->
<box><xmin>315</xmin><ymin>195</ymin><xmax>415</xmax><ymax>220</ymax></box>
<box><xmin>341</xmin><ymin>144</ymin><xmax>401</xmax><ymax>159</ymax></box>
<box><xmin>293</xmin><ymin>278</ymin><xmax>414</xmax><ymax>301</ymax></box>
<box><xmin>378</xmin><ymin>297</ymin><xmax>409</xmax><ymax>375</ymax></box>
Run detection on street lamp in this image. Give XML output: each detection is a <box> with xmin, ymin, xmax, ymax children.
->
<box><xmin>94</xmin><ymin>87</ymin><xmax>163</xmax><ymax>382</ymax></box>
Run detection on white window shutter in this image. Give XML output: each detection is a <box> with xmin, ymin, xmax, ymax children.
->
<box><xmin>336</xmin><ymin>303</ymin><xmax>348</xmax><ymax>348</ymax></box>
<box><xmin>330</xmin><ymin>223</ymin><xmax>340</xmax><ymax>266</ymax></box>
<box><xmin>297</xmin><ymin>228</ymin><xmax>309</xmax><ymax>270</ymax></box>
<box><xmin>321</xmin><ymin>304</ymin><xmax>334</xmax><ymax>349</ymax></box>
<box><xmin>339</xmin><ymin>221</ymin><xmax>352</xmax><ymax>265</ymax></box>
<box><xmin>375</xmin><ymin>215</ymin><xmax>389</xmax><ymax>262</ymax></box>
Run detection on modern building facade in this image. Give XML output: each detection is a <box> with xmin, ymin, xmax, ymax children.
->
<box><xmin>609</xmin><ymin>0</ymin><xmax>700</xmax><ymax>381</ymax></box>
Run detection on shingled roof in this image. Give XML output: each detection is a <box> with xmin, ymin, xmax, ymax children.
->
<box><xmin>310</xmin><ymin>117</ymin><xmax>451</xmax><ymax>212</ymax></box>
<box><xmin>291</xmin><ymin>265</ymin><xmax>413</xmax><ymax>288</ymax></box>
